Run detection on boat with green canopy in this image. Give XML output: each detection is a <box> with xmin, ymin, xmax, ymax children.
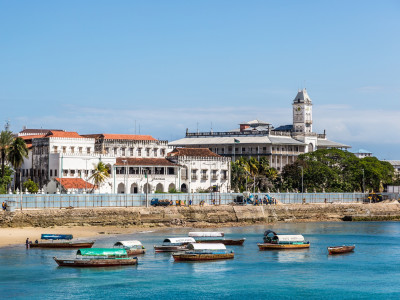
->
<box><xmin>53</xmin><ymin>248</ymin><xmax>138</xmax><ymax>267</ymax></box>
<box><xmin>29</xmin><ymin>234</ymin><xmax>94</xmax><ymax>249</ymax></box>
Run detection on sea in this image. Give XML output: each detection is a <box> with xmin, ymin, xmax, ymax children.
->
<box><xmin>1</xmin><ymin>222</ymin><xmax>400</xmax><ymax>299</ymax></box>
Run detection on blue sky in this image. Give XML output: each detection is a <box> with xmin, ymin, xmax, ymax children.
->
<box><xmin>1</xmin><ymin>0</ymin><xmax>399</xmax><ymax>159</ymax></box>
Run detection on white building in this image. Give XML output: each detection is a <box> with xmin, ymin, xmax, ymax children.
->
<box><xmin>353</xmin><ymin>149</ymin><xmax>373</xmax><ymax>159</ymax></box>
<box><xmin>167</xmin><ymin>148</ymin><xmax>231</xmax><ymax>193</ymax></box>
<box><xmin>169</xmin><ymin>89</ymin><xmax>350</xmax><ymax>171</ymax></box>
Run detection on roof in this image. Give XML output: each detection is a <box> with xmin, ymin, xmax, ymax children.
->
<box><xmin>18</xmin><ymin>129</ymin><xmax>63</xmax><ymax>135</ymax></box>
<box><xmin>114</xmin><ymin>240</ymin><xmax>143</xmax><ymax>247</ymax></box>
<box><xmin>276</xmin><ymin>235</ymin><xmax>305</xmax><ymax>242</ymax></box>
<box><xmin>383</xmin><ymin>160</ymin><xmax>400</xmax><ymax>166</ymax></box>
<box><xmin>317</xmin><ymin>139</ymin><xmax>351</xmax><ymax>148</ymax></box>
<box><xmin>293</xmin><ymin>88</ymin><xmax>312</xmax><ymax>103</ymax></box>
<box><xmin>170</xmin><ymin>136</ymin><xmax>305</xmax><ymax>146</ymax></box>
<box><xmin>240</xmin><ymin>119</ymin><xmax>271</xmax><ymax>126</ymax></box>
<box><xmin>115</xmin><ymin>158</ymin><xmax>177</xmax><ymax>166</ymax></box>
<box><xmin>55</xmin><ymin>178</ymin><xmax>96</xmax><ymax>190</ymax></box>
<box><xmin>77</xmin><ymin>248</ymin><xmax>127</xmax><ymax>256</ymax></box>
<box><xmin>45</xmin><ymin>131</ymin><xmax>84</xmax><ymax>139</ymax></box>
<box><xmin>188</xmin><ymin>232</ymin><xmax>224</xmax><ymax>237</ymax></box>
<box><xmin>83</xmin><ymin>134</ymin><xmax>157</xmax><ymax>141</ymax></box>
<box><xmin>354</xmin><ymin>149</ymin><xmax>372</xmax><ymax>154</ymax></box>
<box><xmin>168</xmin><ymin>148</ymin><xmax>221</xmax><ymax>158</ymax></box>
<box><xmin>162</xmin><ymin>237</ymin><xmax>196</xmax><ymax>244</ymax></box>
<box><xmin>19</xmin><ymin>135</ymin><xmax>47</xmax><ymax>149</ymax></box>
<box><xmin>274</xmin><ymin>125</ymin><xmax>293</xmax><ymax>131</ymax></box>
<box><xmin>187</xmin><ymin>243</ymin><xmax>227</xmax><ymax>250</ymax></box>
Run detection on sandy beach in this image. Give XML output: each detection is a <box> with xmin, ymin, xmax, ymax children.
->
<box><xmin>0</xmin><ymin>226</ymin><xmax>149</xmax><ymax>248</ymax></box>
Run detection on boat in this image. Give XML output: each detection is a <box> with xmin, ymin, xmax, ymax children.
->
<box><xmin>172</xmin><ymin>243</ymin><xmax>234</xmax><ymax>262</ymax></box>
<box><xmin>188</xmin><ymin>232</ymin><xmax>246</xmax><ymax>246</ymax></box>
<box><xmin>154</xmin><ymin>237</ymin><xmax>196</xmax><ymax>252</ymax></box>
<box><xmin>53</xmin><ymin>248</ymin><xmax>138</xmax><ymax>267</ymax></box>
<box><xmin>29</xmin><ymin>234</ymin><xmax>94</xmax><ymax>249</ymax></box>
<box><xmin>114</xmin><ymin>240</ymin><xmax>146</xmax><ymax>256</ymax></box>
<box><xmin>328</xmin><ymin>245</ymin><xmax>355</xmax><ymax>255</ymax></box>
<box><xmin>257</xmin><ymin>230</ymin><xmax>310</xmax><ymax>250</ymax></box>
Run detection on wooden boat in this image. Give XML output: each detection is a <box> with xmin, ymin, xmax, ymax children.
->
<box><xmin>188</xmin><ymin>232</ymin><xmax>246</xmax><ymax>246</ymax></box>
<box><xmin>114</xmin><ymin>240</ymin><xmax>146</xmax><ymax>256</ymax></box>
<box><xmin>328</xmin><ymin>245</ymin><xmax>355</xmax><ymax>255</ymax></box>
<box><xmin>173</xmin><ymin>243</ymin><xmax>234</xmax><ymax>262</ymax></box>
<box><xmin>154</xmin><ymin>237</ymin><xmax>196</xmax><ymax>252</ymax></box>
<box><xmin>53</xmin><ymin>248</ymin><xmax>138</xmax><ymax>267</ymax></box>
<box><xmin>258</xmin><ymin>230</ymin><xmax>310</xmax><ymax>250</ymax></box>
<box><xmin>29</xmin><ymin>234</ymin><xmax>94</xmax><ymax>249</ymax></box>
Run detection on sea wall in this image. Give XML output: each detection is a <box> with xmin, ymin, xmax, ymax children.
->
<box><xmin>1</xmin><ymin>203</ymin><xmax>400</xmax><ymax>228</ymax></box>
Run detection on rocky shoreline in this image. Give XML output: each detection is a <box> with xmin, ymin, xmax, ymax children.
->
<box><xmin>1</xmin><ymin>203</ymin><xmax>400</xmax><ymax>228</ymax></box>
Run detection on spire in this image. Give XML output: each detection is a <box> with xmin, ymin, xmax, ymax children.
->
<box><xmin>293</xmin><ymin>88</ymin><xmax>311</xmax><ymax>104</ymax></box>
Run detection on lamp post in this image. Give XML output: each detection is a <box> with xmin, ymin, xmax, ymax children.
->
<box><xmin>144</xmin><ymin>169</ymin><xmax>149</xmax><ymax>208</ymax></box>
<box><xmin>299</xmin><ymin>166</ymin><xmax>304</xmax><ymax>194</ymax></box>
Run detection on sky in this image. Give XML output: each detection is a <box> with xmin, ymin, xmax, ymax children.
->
<box><xmin>1</xmin><ymin>0</ymin><xmax>399</xmax><ymax>159</ymax></box>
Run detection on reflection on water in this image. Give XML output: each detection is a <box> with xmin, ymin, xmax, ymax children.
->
<box><xmin>269</xmin><ymin>249</ymin><xmax>311</xmax><ymax>263</ymax></box>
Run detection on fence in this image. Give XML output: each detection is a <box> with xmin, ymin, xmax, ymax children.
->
<box><xmin>2</xmin><ymin>192</ymin><xmax>398</xmax><ymax>210</ymax></box>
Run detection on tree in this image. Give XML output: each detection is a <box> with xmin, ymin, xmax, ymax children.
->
<box><xmin>0</xmin><ymin>166</ymin><xmax>13</xmax><ymax>194</ymax></box>
<box><xmin>8</xmin><ymin>137</ymin><xmax>28</xmax><ymax>191</ymax></box>
<box><xmin>0</xmin><ymin>130</ymin><xmax>14</xmax><ymax>180</ymax></box>
<box><xmin>23</xmin><ymin>179</ymin><xmax>39</xmax><ymax>194</ymax></box>
<box><xmin>89</xmin><ymin>162</ymin><xmax>110</xmax><ymax>193</ymax></box>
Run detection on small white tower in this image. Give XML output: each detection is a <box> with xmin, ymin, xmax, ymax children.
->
<box><xmin>292</xmin><ymin>88</ymin><xmax>312</xmax><ymax>133</ymax></box>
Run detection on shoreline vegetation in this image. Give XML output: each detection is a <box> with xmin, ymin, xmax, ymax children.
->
<box><xmin>1</xmin><ymin>202</ymin><xmax>400</xmax><ymax>248</ymax></box>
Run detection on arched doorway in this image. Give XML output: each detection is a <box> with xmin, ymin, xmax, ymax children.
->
<box><xmin>181</xmin><ymin>183</ymin><xmax>187</xmax><ymax>193</ymax></box>
<box><xmin>308</xmin><ymin>143</ymin><xmax>314</xmax><ymax>152</ymax></box>
<box><xmin>143</xmin><ymin>183</ymin><xmax>151</xmax><ymax>193</ymax></box>
<box><xmin>117</xmin><ymin>183</ymin><xmax>125</xmax><ymax>194</ymax></box>
<box><xmin>130</xmin><ymin>183</ymin><xmax>138</xmax><ymax>194</ymax></box>
<box><xmin>168</xmin><ymin>183</ymin><xmax>176</xmax><ymax>193</ymax></box>
<box><xmin>156</xmin><ymin>183</ymin><xmax>164</xmax><ymax>193</ymax></box>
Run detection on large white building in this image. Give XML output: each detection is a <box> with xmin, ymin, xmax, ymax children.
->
<box><xmin>170</xmin><ymin>89</ymin><xmax>350</xmax><ymax>171</ymax></box>
<box><xmin>17</xmin><ymin>130</ymin><xmax>230</xmax><ymax>194</ymax></box>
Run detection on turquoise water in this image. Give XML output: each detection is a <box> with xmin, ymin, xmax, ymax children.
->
<box><xmin>1</xmin><ymin>222</ymin><xmax>400</xmax><ymax>299</ymax></box>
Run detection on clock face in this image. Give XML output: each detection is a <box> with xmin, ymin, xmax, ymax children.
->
<box><xmin>295</xmin><ymin>106</ymin><xmax>303</xmax><ymax>113</ymax></box>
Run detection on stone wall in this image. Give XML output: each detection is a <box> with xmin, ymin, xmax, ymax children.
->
<box><xmin>1</xmin><ymin>203</ymin><xmax>400</xmax><ymax>228</ymax></box>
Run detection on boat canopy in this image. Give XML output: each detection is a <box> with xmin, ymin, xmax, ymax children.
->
<box><xmin>114</xmin><ymin>240</ymin><xmax>143</xmax><ymax>247</ymax></box>
<box><xmin>163</xmin><ymin>237</ymin><xmax>196</xmax><ymax>244</ymax></box>
<box><xmin>263</xmin><ymin>230</ymin><xmax>277</xmax><ymax>237</ymax></box>
<box><xmin>187</xmin><ymin>243</ymin><xmax>227</xmax><ymax>251</ymax></box>
<box><xmin>77</xmin><ymin>248</ymin><xmax>127</xmax><ymax>256</ymax></box>
<box><xmin>41</xmin><ymin>234</ymin><xmax>73</xmax><ymax>240</ymax></box>
<box><xmin>188</xmin><ymin>232</ymin><xmax>224</xmax><ymax>237</ymax></box>
<box><xmin>275</xmin><ymin>235</ymin><xmax>305</xmax><ymax>243</ymax></box>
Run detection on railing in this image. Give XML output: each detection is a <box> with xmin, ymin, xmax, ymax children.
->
<box><xmin>0</xmin><ymin>192</ymin><xmax>395</xmax><ymax>210</ymax></box>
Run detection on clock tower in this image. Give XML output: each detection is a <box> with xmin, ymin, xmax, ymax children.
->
<box><xmin>292</xmin><ymin>88</ymin><xmax>312</xmax><ymax>133</ymax></box>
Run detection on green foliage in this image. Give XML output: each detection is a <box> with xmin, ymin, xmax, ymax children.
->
<box><xmin>167</xmin><ymin>187</ymin><xmax>181</xmax><ymax>193</ymax></box>
<box><xmin>281</xmin><ymin>149</ymin><xmax>395</xmax><ymax>192</ymax></box>
<box><xmin>23</xmin><ymin>179</ymin><xmax>39</xmax><ymax>194</ymax></box>
<box><xmin>89</xmin><ymin>162</ymin><xmax>110</xmax><ymax>192</ymax></box>
<box><xmin>0</xmin><ymin>166</ymin><xmax>13</xmax><ymax>194</ymax></box>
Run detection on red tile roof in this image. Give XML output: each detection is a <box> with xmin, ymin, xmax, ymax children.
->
<box><xmin>82</xmin><ymin>134</ymin><xmax>157</xmax><ymax>141</ymax></box>
<box><xmin>55</xmin><ymin>178</ymin><xmax>96</xmax><ymax>190</ymax></box>
<box><xmin>168</xmin><ymin>148</ymin><xmax>221</xmax><ymax>158</ymax></box>
<box><xmin>19</xmin><ymin>135</ymin><xmax>47</xmax><ymax>149</ymax></box>
<box><xmin>46</xmin><ymin>131</ymin><xmax>83</xmax><ymax>138</ymax></box>
<box><xmin>19</xmin><ymin>129</ymin><xmax>63</xmax><ymax>135</ymax></box>
<box><xmin>115</xmin><ymin>157</ymin><xmax>177</xmax><ymax>166</ymax></box>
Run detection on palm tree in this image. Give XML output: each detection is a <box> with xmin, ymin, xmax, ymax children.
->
<box><xmin>89</xmin><ymin>162</ymin><xmax>110</xmax><ymax>193</ymax></box>
<box><xmin>8</xmin><ymin>137</ymin><xmax>29</xmax><ymax>191</ymax></box>
<box><xmin>0</xmin><ymin>130</ymin><xmax>14</xmax><ymax>179</ymax></box>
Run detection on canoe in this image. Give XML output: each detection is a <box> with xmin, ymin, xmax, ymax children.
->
<box><xmin>193</xmin><ymin>239</ymin><xmax>246</xmax><ymax>246</ymax></box>
<box><xmin>29</xmin><ymin>241</ymin><xmax>94</xmax><ymax>248</ymax></box>
<box><xmin>154</xmin><ymin>237</ymin><xmax>195</xmax><ymax>253</ymax></box>
<box><xmin>328</xmin><ymin>245</ymin><xmax>355</xmax><ymax>255</ymax></box>
<box><xmin>173</xmin><ymin>252</ymin><xmax>234</xmax><ymax>261</ymax></box>
<box><xmin>258</xmin><ymin>242</ymin><xmax>310</xmax><ymax>250</ymax></box>
<box><xmin>53</xmin><ymin>257</ymin><xmax>138</xmax><ymax>267</ymax></box>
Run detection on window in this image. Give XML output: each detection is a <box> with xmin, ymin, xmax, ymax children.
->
<box><xmin>263</xmin><ymin>147</ymin><xmax>267</xmax><ymax>151</ymax></box>
<box><xmin>53</xmin><ymin>146</ymin><xmax>58</xmax><ymax>153</ymax></box>
<box><xmin>79</xmin><ymin>147</ymin><xmax>83</xmax><ymax>154</ymax></box>
<box><xmin>161</xmin><ymin>149</ymin><xmax>165</xmax><ymax>156</ymax></box>
<box><xmin>130</xmin><ymin>148</ymin><xmax>134</xmax><ymax>156</ymax></box>
<box><xmin>87</xmin><ymin>147</ymin><xmax>91</xmax><ymax>154</ymax></box>
<box><xmin>154</xmin><ymin>148</ymin><xmax>158</xmax><ymax>157</ymax></box>
<box><xmin>221</xmin><ymin>148</ymin><xmax>225</xmax><ymax>153</ymax></box>
<box><xmin>63</xmin><ymin>170</ymin><xmax>68</xmax><ymax>176</ymax></box>
<box><xmin>78</xmin><ymin>170</ymin><xmax>82</xmax><ymax>177</ymax></box>
<box><xmin>201</xmin><ymin>169</ymin><xmax>208</xmax><ymax>180</ymax></box>
<box><xmin>71</xmin><ymin>147</ymin><xmax>75</xmax><ymax>153</ymax></box>
<box><xmin>50</xmin><ymin>170</ymin><xmax>53</xmax><ymax>176</ymax></box>
<box><xmin>63</xmin><ymin>146</ymin><xmax>66</xmax><ymax>154</ymax></box>
<box><xmin>70</xmin><ymin>170</ymin><xmax>75</xmax><ymax>175</ymax></box>
<box><xmin>212</xmin><ymin>170</ymin><xmax>218</xmax><ymax>180</ymax></box>
<box><xmin>146</xmin><ymin>148</ymin><xmax>150</xmax><ymax>156</ymax></box>
<box><xmin>114</xmin><ymin>147</ymin><xmax>118</xmax><ymax>155</ymax></box>
<box><xmin>138</xmin><ymin>148</ymin><xmax>142</xmax><ymax>156</ymax></box>
<box><xmin>55</xmin><ymin>170</ymin><xmax>57</xmax><ymax>177</ymax></box>
<box><xmin>122</xmin><ymin>148</ymin><xmax>126</xmax><ymax>156</ymax></box>
<box><xmin>191</xmin><ymin>169</ymin><xmax>197</xmax><ymax>179</ymax></box>
<box><xmin>242</xmin><ymin>147</ymin><xmax>246</xmax><ymax>152</ymax></box>
<box><xmin>105</xmin><ymin>147</ymin><xmax>109</xmax><ymax>154</ymax></box>
<box><xmin>235</xmin><ymin>147</ymin><xmax>238</xmax><ymax>152</ymax></box>
<box><xmin>221</xmin><ymin>170</ymin><xmax>228</xmax><ymax>180</ymax></box>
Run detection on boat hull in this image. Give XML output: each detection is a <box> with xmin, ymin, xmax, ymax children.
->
<box><xmin>173</xmin><ymin>253</ymin><xmax>234</xmax><ymax>261</ymax></box>
<box><xmin>154</xmin><ymin>245</ymin><xmax>188</xmax><ymax>252</ymax></box>
<box><xmin>29</xmin><ymin>242</ymin><xmax>94</xmax><ymax>249</ymax></box>
<box><xmin>194</xmin><ymin>239</ymin><xmax>245</xmax><ymax>246</ymax></box>
<box><xmin>126</xmin><ymin>249</ymin><xmax>146</xmax><ymax>256</ymax></box>
<box><xmin>328</xmin><ymin>246</ymin><xmax>355</xmax><ymax>255</ymax></box>
<box><xmin>258</xmin><ymin>243</ymin><xmax>310</xmax><ymax>250</ymax></box>
<box><xmin>53</xmin><ymin>257</ymin><xmax>138</xmax><ymax>267</ymax></box>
